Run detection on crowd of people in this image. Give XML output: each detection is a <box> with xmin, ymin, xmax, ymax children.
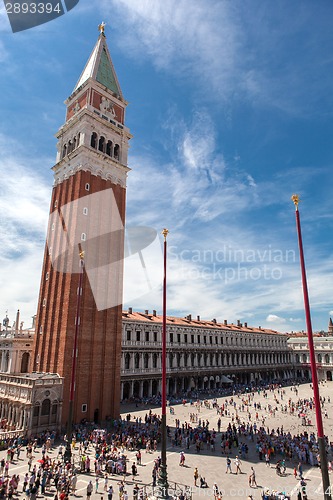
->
<box><xmin>0</xmin><ymin>380</ymin><xmax>331</xmax><ymax>499</ymax></box>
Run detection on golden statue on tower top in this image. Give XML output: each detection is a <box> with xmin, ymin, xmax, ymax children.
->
<box><xmin>291</xmin><ymin>194</ymin><xmax>300</xmax><ymax>208</ymax></box>
<box><xmin>98</xmin><ymin>22</ymin><xmax>106</xmax><ymax>35</ymax></box>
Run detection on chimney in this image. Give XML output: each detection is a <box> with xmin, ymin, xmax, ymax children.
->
<box><xmin>244</xmin><ymin>322</ymin><xmax>248</xmax><ymax>328</ymax></box>
<box><xmin>259</xmin><ymin>326</ymin><xmax>261</xmax><ymax>330</ymax></box>
<box><xmin>224</xmin><ymin>320</ymin><xmax>227</xmax><ymax>326</ymax></box>
<box><xmin>237</xmin><ymin>320</ymin><xmax>240</xmax><ymax>326</ymax></box>
<box><xmin>128</xmin><ymin>307</ymin><xmax>133</xmax><ymax>314</ymax></box>
<box><xmin>145</xmin><ymin>310</ymin><xmax>149</xmax><ymax>315</ymax></box>
<box><xmin>31</xmin><ymin>315</ymin><xmax>36</xmax><ymax>329</ymax></box>
<box><xmin>197</xmin><ymin>315</ymin><xmax>200</xmax><ymax>321</ymax></box>
<box><xmin>212</xmin><ymin>318</ymin><xmax>217</xmax><ymax>324</ymax></box>
<box><xmin>153</xmin><ymin>310</ymin><xmax>157</xmax><ymax>317</ymax></box>
<box><xmin>187</xmin><ymin>314</ymin><xmax>192</xmax><ymax>321</ymax></box>
<box><xmin>15</xmin><ymin>309</ymin><xmax>20</xmax><ymax>333</ymax></box>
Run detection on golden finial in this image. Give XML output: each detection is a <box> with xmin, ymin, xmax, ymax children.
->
<box><xmin>79</xmin><ymin>250</ymin><xmax>85</xmax><ymax>260</ymax></box>
<box><xmin>291</xmin><ymin>194</ymin><xmax>300</xmax><ymax>210</ymax></box>
<box><xmin>98</xmin><ymin>21</ymin><xmax>106</xmax><ymax>35</ymax></box>
<box><xmin>162</xmin><ymin>228</ymin><xmax>169</xmax><ymax>240</ymax></box>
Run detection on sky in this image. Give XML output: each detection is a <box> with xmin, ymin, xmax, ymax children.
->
<box><xmin>0</xmin><ymin>0</ymin><xmax>332</xmax><ymax>334</ymax></box>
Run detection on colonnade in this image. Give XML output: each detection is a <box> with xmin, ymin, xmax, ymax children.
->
<box><xmin>122</xmin><ymin>350</ymin><xmax>292</xmax><ymax>372</ymax></box>
<box><xmin>121</xmin><ymin>368</ymin><xmax>294</xmax><ymax>400</ymax></box>
<box><xmin>0</xmin><ymin>401</ymin><xmax>32</xmax><ymax>432</ymax></box>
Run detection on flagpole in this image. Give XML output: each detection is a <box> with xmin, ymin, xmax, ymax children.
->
<box><xmin>157</xmin><ymin>228</ymin><xmax>169</xmax><ymax>499</ymax></box>
<box><xmin>292</xmin><ymin>194</ymin><xmax>331</xmax><ymax>500</ymax></box>
<box><xmin>64</xmin><ymin>249</ymin><xmax>85</xmax><ymax>463</ymax></box>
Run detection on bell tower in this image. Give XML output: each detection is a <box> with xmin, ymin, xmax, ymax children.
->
<box><xmin>32</xmin><ymin>24</ymin><xmax>131</xmax><ymax>424</ymax></box>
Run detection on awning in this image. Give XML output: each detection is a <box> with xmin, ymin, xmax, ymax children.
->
<box><xmin>221</xmin><ymin>375</ymin><xmax>233</xmax><ymax>383</ymax></box>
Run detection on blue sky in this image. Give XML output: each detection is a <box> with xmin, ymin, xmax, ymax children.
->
<box><xmin>0</xmin><ymin>0</ymin><xmax>332</xmax><ymax>333</ymax></box>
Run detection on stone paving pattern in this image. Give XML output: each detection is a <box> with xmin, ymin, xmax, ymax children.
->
<box><xmin>2</xmin><ymin>382</ymin><xmax>333</xmax><ymax>499</ymax></box>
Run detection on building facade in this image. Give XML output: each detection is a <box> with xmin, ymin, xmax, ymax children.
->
<box><xmin>32</xmin><ymin>26</ymin><xmax>131</xmax><ymax>425</ymax></box>
<box><xmin>0</xmin><ymin>314</ymin><xmax>63</xmax><ymax>436</ymax></box>
<box><xmin>288</xmin><ymin>335</ymin><xmax>333</xmax><ymax>382</ymax></box>
<box><xmin>120</xmin><ymin>309</ymin><xmax>293</xmax><ymax>400</ymax></box>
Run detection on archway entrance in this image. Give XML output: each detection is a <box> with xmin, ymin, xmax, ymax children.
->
<box><xmin>123</xmin><ymin>382</ymin><xmax>130</xmax><ymax>400</ymax></box>
<box><xmin>152</xmin><ymin>380</ymin><xmax>158</xmax><ymax>396</ymax></box>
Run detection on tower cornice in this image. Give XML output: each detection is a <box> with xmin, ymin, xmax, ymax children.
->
<box><xmin>52</xmin><ymin>146</ymin><xmax>130</xmax><ymax>188</ymax></box>
<box><xmin>56</xmin><ymin>108</ymin><xmax>132</xmax><ymax>142</ymax></box>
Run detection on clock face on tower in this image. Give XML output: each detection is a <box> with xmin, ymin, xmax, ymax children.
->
<box><xmin>96</xmin><ymin>48</ymin><xmax>119</xmax><ymax>95</ymax></box>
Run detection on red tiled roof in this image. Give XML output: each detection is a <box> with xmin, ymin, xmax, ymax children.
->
<box><xmin>122</xmin><ymin>310</ymin><xmax>282</xmax><ymax>335</ymax></box>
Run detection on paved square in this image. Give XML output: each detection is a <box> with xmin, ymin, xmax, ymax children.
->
<box><xmin>1</xmin><ymin>382</ymin><xmax>333</xmax><ymax>499</ymax></box>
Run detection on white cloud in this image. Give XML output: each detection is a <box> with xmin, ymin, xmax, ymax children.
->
<box><xmin>0</xmin><ymin>5</ymin><xmax>11</xmax><ymax>35</ymax></box>
<box><xmin>266</xmin><ymin>314</ymin><xmax>286</xmax><ymax>324</ymax></box>
<box><xmin>100</xmin><ymin>0</ymin><xmax>333</xmax><ymax>115</ymax></box>
<box><xmin>0</xmin><ymin>134</ymin><xmax>50</xmax><ymax>325</ymax></box>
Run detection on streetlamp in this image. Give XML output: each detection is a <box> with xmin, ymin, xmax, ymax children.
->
<box><xmin>64</xmin><ymin>249</ymin><xmax>85</xmax><ymax>463</ymax></box>
<box><xmin>157</xmin><ymin>228</ymin><xmax>169</xmax><ymax>499</ymax></box>
<box><xmin>292</xmin><ymin>194</ymin><xmax>331</xmax><ymax>500</ymax></box>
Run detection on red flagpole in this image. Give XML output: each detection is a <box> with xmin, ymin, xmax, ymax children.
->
<box><xmin>292</xmin><ymin>194</ymin><xmax>331</xmax><ymax>499</ymax></box>
<box><xmin>157</xmin><ymin>228</ymin><xmax>169</xmax><ymax>499</ymax></box>
<box><xmin>64</xmin><ymin>249</ymin><xmax>85</xmax><ymax>463</ymax></box>
<box><xmin>162</xmin><ymin>229</ymin><xmax>168</xmax><ymax>418</ymax></box>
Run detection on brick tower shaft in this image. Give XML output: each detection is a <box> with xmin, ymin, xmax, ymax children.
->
<box><xmin>32</xmin><ymin>26</ymin><xmax>131</xmax><ymax>425</ymax></box>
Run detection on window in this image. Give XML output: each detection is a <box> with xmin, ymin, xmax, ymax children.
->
<box><xmin>153</xmin><ymin>332</ymin><xmax>157</xmax><ymax>342</ymax></box>
<box><xmin>145</xmin><ymin>332</ymin><xmax>149</xmax><ymax>342</ymax></box>
<box><xmin>41</xmin><ymin>398</ymin><xmax>51</xmax><ymax>416</ymax></box>
<box><xmin>51</xmin><ymin>223</ymin><xmax>55</xmax><ymax>231</ymax></box>
<box><xmin>209</xmin><ymin>336</ymin><xmax>213</xmax><ymax>344</ymax></box>
<box><xmin>184</xmin><ymin>334</ymin><xmax>188</xmax><ymax>343</ymax></box>
<box><xmin>98</xmin><ymin>136</ymin><xmax>105</xmax><ymax>152</ymax></box>
<box><xmin>45</xmin><ymin>272</ymin><xmax>49</xmax><ymax>281</ymax></box>
<box><xmin>54</xmin><ymin>200</ymin><xmax>58</xmax><ymax>208</ymax></box>
<box><xmin>170</xmin><ymin>333</ymin><xmax>174</xmax><ymax>343</ymax></box>
<box><xmin>81</xmin><ymin>233</ymin><xmax>87</xmax><ymax>241</ymax></box>
<box><xmin>82</xmin><ymin>404</ymin><xmax>87</xmax><ymax>412</ymax></box>
<box><xmin>191</xmin><ymin>335</ymin><xmax>194</xmax><ymax>344</ymax></box>
<box><xmin>215</xmin><ymin>336</ymin><xmax>218</xmax><ymax>344</ymax></box>
<box><xmin>177</xmin><ymin>334</ymin><xmax>181</xmax><ymax>343</ymax></box>
<box><xmin>144</xmin><ymin>353</ymin><xmax>149</xmax><ymax>369</ymax></box>
<box><xmin>106</xmin><ymin>140</ymin><xmax>112</xmax><ymax>156</ymax></box>
<box><xmin>134</xmin><ymin>353</ymin><xmax>140</xmax><ymax>369</ymax></box>
<box><xmin>83</xmin><ymin>207</ymin><xmax>88</xmax><ymax>215</ymax></box>
<box><xmin>318</xmin><ymin>354</ymin><xmax>322</xmax><ymax>363</ymax></box>
<box><xmin>85</xmin><ymin>183</ymin><xmax>90</xmax><ymax>191</ymax></box>
<box><xmin>136</xmin><ymin>331</ymin><xmax>140</xmax><ymax>341</ymax></box>
<box><xmin>90</xmin><ymin>132</ymin><xmax>97</xmax><ymax>149</ymax></box>
<box><xmin>197</xmin><ymin>335</ymin><xmax>200</xmax><ymax>344</ymax></box>
<box><xmin>153</xmin><ymin>353</ymin><xmax>158</xmax><ymax>368</ymax></box>
<box><xmin>39</xmin><ymin>326</ymin><xmax>43</xmax><ymax>334</ymax></box>
<box><xmin>42</xmin><ymin>298</ymin><xmax>46</xmax><ymax>307</ymax></box>
<box><xmin>203</xmin><ymin>336</ymin><xmax>207</xmax><ymax>344</ymax></box>
<box><xmin>126</xmin><ymin>331</ymin><xmax>131</xmax><ymax>341</ymax></box>
<box><xmin>125</xmin><ymin>353</ymin><xmax>130</xmax><ymax>370</ymax></box>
